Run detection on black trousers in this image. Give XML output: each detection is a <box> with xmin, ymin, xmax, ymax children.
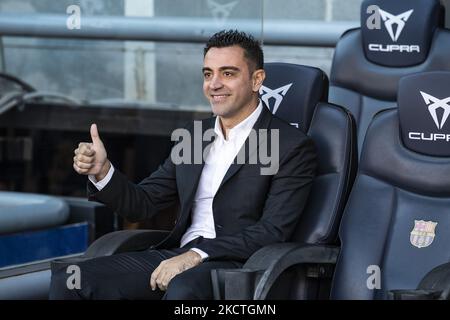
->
<box><xmin>49</xmin><ymin>240</ymin><xmax>242</xmax><ymax>300</ymax></box>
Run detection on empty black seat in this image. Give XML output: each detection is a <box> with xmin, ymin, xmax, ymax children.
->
<box><xmin>331</xmin><ymin>71</ymin><xmax>450</xmax><ymax>299</ymax></box>
<box><xmin>329</xmin><ymin>0</ymin><xmax>450</xmax><ymax>157</ymax></box>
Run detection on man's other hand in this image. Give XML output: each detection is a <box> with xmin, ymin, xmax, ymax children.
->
<box><xmin>150</xmin><ymin>250</ymin><xmax>202</xmax><ymax>291</ymax></box>
<box><xmin>73</xmin><ymin>123</ymin><xmax>110</xmax><ymax>181</ymax></box>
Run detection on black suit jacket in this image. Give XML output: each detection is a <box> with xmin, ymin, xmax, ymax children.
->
<box><xmin>88</xmin><ymin>106</ymin><xmax>317</xmax><ymax>261</ymax></box>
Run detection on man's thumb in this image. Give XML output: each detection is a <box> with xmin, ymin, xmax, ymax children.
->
<box><xmin>90</xmin><ymin>123</ymin><xmax>102</xmax><ymax>144</ymax></box>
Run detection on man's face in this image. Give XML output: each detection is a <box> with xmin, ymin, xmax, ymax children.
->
<box><xmin>202</xmin><ymin>45</ymin><xmax>261</xmax><ymax>119</ymax></box>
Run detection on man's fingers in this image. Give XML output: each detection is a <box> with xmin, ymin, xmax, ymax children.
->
<box><xmin>73</xmin><ymin>163</ymin><xmax>90</xmax><ymax>174</ymax></box>
<box><xmin>150</xmin><ymin>268</ymin><xmax>160</xmax><ymax>291</ymax></box>
<box><xmin>156</xmin><ymin>279</ymin><xmax>164</xmax><ymax>291</ymax></box>
<box><xmin>150</xmin><ymin>260</ymin><xmax>180</xmax><ymax>291</ymax></box>
<box><xmin>85</xmin><ymin>148</ymin><xmax>95</xmax><ymax>156</ymax></box>
<box><xmin>78</xmin><ymin>142</ymin><xmax>91</xmax><ymax>149</ymax></box>
<box><xmin>90</xmin><ymin>124</ymin><xmax>102</xmax><ymax>145</ymax></box>
<box><xmin>156</xmin><ymin>270</ymin><xmax>167</xmax><ymax>291</ymax></box>
<box><xmin>78</xmin><ymin>142</ymin><xmax>95</xmax><ymax>155</ymax></box>
<box><xmin>156</xmin><ymin>269</ymin><xmax>176</xmax><ymax>291</ymax></box>
<box><xmin>150</xmin><ymin>274</ymin><xmax>156</xmax><ymax>290</ymax></box>
<box><xmin>149</xmin><ymin>255</ymin><xmax>194</xmax><ymax>291</ymax></box>
<box><xmin>74</xmin><ymin>160</ymin><xmax>93</xmax><ymax>170</ymax></box>
<box><xmin>157</xmin><ymin>276</ymin><xmax>167</xmax><ymax>291</ymax></box>
<box><xmin>75</xmin><ymin>147</ymin><xmax>95</xmax><ymax>157</ymax></box>
<box><xmin>164</xmin><ymin>272</ymin><xmax>176</xmax><ymax>291</ymax></box>
<box><xmin>74</xmin><ymin>154</ymin><xmax>94</xmax><ymax>164</ymax></box>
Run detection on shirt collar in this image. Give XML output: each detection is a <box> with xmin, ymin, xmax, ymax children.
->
<box><xmin>214</xmin><ymin>100</ymin><xmax>263</xmax><ymax>141</ymax></box>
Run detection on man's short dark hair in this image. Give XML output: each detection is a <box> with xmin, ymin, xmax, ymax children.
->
<box><xmin>204</xmin><ymin>30</ymin><xmax>264</xmax><ymax>71</ymax></box>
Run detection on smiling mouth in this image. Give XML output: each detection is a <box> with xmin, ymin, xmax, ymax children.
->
<box><xmin>211</xmin><ymin>94</ymin><xmax>230</xmax><ymax>102</ymax></box>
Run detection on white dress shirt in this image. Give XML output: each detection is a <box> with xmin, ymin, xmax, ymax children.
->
<box><xmin>89</xmin><ymin>101</ymin><xmax>263</xmax><ymax>261</ymax></box>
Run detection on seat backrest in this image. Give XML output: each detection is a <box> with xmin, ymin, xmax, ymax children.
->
<box><xmin>261</xmin><ymin>63</ymin><xmax>357</xmax><ymax>245</ymax></box>
<box><xmin>212</xmin><ymin>64</ymin><xmax>357</xmax><ymax>300</ymax></box>
<box><xmin>294</xmin><ymin>103</ymin><xmax>357</xmax><ymax>245</ymax></box>
<box><xmin>331</xmin><ymin>72</ymin><xmax>450</xmax><ymax>299</ymax></box>
<box><xmin>329</xmin><ymin>0</ymin><xmax>450</xmax><ymax>157</ymax></box>
<box><xmin>260</xmin><ymin>62</ymin><xmax>328</xmax><ymax>133</ymax></box>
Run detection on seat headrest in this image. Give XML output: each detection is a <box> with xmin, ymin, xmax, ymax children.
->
<box><xmin>260</xmin><ymin>63</ymin><xmax>328</xmax><ymax>132</ymax></box>
<box><xmin>361</xmin><ymin>0</ymin><xmax>442</xmax><ymax>67</ymax></box>
<box><xmin>398</xmin><ymin>72</ymin><xmax>450</xmax><ymax>157</ymax></box>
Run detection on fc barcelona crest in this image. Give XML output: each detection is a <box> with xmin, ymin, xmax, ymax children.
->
<box><xmin>410</xmin><ymin>220</ymin><xmax>438</xmax><ymax>248</ymax></box>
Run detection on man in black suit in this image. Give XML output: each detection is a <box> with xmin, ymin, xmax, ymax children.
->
<box><xmin>49</xmin><ymin>30</ymin><xmax>317</xmax><ymax>299</ymax></box>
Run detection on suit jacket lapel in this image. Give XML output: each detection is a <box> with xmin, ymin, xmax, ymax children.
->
<box><xmin>217</xmin><ymin>103</ymin><xmax>272</xmax><ymax>191</ymax></box>
<box><xmin>182</xmin><ymin>117</ymin><xmax>216</xmax><ymax>205</ymax></box>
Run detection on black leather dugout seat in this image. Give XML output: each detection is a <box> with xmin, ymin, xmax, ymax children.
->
<box><xmin>331</xmin><ymin>71</ymin><xmax>450</xmax><ymax>299</ymax></box>
<box><xmin>211</xmin><ymin>63</ymin><xmax>356</xmax><ymax>299</ymax></box>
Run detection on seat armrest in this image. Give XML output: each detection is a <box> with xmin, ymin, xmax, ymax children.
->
<box><xmin>62</xmin><ymin>197</ymin><xmax>106</xmax><ymax>223</ymax></box>
<box><xmin>212</xmin><ymin>243</ymin><xmax>339</xmax><ymax>300</ymax></box>
<box><xmin>61</xmin><ymin>196</ymin><xmax>116</xmax><ymax>241</ymax></box>
<box><xmin>83</xmin><ymin>229</ymin><xmax>170</xmax><ymax>258</ymax></box>
<box><xmin>416</xmin><ymin>262</ymin><xmax>450</xmax><ymax>300</ymax></box>
<box><xmin>388</xmin><ymin>262</ymin><xmax>450</xmax><ymax>300</ymax></box>
<box><xmin>388</xmin><ymin>289</ymin><xmax>442</xmax><ymax>300</ymax></box>
<box><xmin>52</xmin><ymin>230</ymin><xmax>170</xmax><ymax>287</ymax></box>
<box><xmin>211</xmin><ymin>268</ymin><xmax>264</xmax><ymax>300</ymax></box>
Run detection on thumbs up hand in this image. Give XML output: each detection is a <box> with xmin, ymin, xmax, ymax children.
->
<box><xmin>73</xmin><ymin>124</ymin><xmax>110</xmax><ymax>181</ymax></box>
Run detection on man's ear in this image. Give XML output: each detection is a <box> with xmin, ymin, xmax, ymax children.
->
<box><xmin>252</xmin><ymin>69</ymin><xmax>266</xmax><ymax>92</ymax></box>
